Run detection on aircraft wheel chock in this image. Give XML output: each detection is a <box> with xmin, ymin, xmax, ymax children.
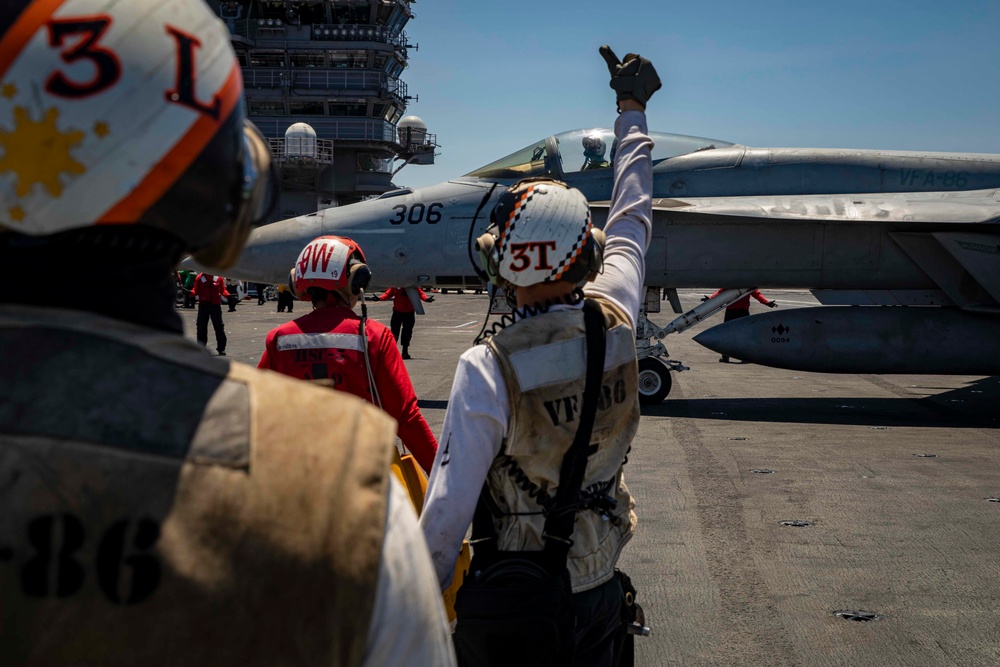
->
<box><xmin>637</xmin><ymin>357</ymin><xmax>672</xmax><ymax>405</ymax></box>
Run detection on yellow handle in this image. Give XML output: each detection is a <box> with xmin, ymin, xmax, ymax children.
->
<box><xmin>390</xmin><ymin>449</ymin><xmax>470</xmax><ymax>622</ymax></box>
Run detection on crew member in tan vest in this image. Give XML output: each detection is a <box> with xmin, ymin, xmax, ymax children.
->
<box><xmin>420</xmin><ymin>46</ymin><xmax>661</xmax><ymax>666</ymax></box>
<box><xmin>0</xmin><ymin>2</ymin><xmax>455</xmax><ymax>665</ymax></box>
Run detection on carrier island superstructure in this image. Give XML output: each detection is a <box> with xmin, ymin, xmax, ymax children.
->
<box><xmin>207</xmin><ymin>0</ymin><xmax>436</xmax><ymax>221</ymax></box>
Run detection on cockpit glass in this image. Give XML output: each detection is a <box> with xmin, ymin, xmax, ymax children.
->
<box><xmin>464</xmin><ymin>129</ymin><xmax>735</xmax><ymax>180</ymax></box>
<box><xmin>464</xmin><ymin>139</ymin><xmax>549</xmax><ymax>179</ymax></box>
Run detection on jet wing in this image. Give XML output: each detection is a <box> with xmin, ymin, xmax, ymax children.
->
<box><xmin>589</xmin><ymin>188</ymin><xmax>1000</xmax><ymax>312</ymax></box>
<box><xmin>641</xmin><ymin>188</ymin><xmax>1000</xmax><ymax>225</ymax></box>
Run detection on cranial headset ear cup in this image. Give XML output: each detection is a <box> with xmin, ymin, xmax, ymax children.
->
<box><xmin>475</xmin><ymin>228</ymin><xmax>504</xmax><ymax>287</ymax></box>
<box><xmin>585</xmin><ymin>227</ymin><xmax>607</xmax><ymax>282</ymax></box>
<box><xmin>288</xmin><ymin>267</ymin><xmax>300</xmax><ymax>299</ymax></box>
<box><xmin>349</xmin><ymin>261</ymin><xmax>372</xmax><ymax>294</ymax></box>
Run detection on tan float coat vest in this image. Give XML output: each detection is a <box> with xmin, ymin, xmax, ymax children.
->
<box><xmin>0</xmin><ymin>306</ymin><xmax>393</xmax><ymax>666</ymax></box>
<box><xmin>485</xmin><ymin>296</ymin><xmax>640</xmax><ymax>593</ymax></box>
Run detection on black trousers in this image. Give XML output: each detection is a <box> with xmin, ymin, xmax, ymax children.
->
<box><xmin>571</xmin><ymin>575</ymin><xmax>626</xmax><ymax>666</ymax></box>
<box><xmin>390</xmin><ymin>310</ymin><xmax>416</xmax><ymax>347</ymax></box>
<box><xmin>724</xmin><ymin>307</ymin><xmax>750</xmax><ymax>322</ymax></box>
<box><xmin>277</xmin><ymin>290</ymin><xmax>294</xmax><ymax>313</ymax></box>
<box><xmin>196</xmin><ymin>303</ymin><xmax>227</xmax><ymax>352</ymax></box>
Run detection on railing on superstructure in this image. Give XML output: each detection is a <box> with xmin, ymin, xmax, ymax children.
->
<box><xmin>227</xmin><ymin>15</ymin><xmax>410</xmax><ymax>49</ymax></box>
<box><xmin>242</xmin><ymin>69</ymin><xmax>407</xmax><ymax>103</ymax></box>
<box><xmin>265</xmin><ymin>138</ymin><xmax>335</xmax><ymax>165</ymax></box>
<box><xmin>251</xmin><ymin>118</ymin><xmax>395</xmax><ymax>143</ymax></box>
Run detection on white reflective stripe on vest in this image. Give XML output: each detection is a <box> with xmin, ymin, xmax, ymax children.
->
<box><xmin>508</xmin><ymin>323</ymin><xmax>635</xmax><ymax>391</ymax></box>
<box><xmin>276</xmin><ymin>333</ymin><xmax>365</xmax><ymax>352</ymax></box>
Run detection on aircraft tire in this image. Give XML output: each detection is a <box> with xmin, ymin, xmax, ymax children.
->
<box><xmin>637</xmin><ymin>357</ymin><xmax>672</xmax><ymax>405</ymax></box>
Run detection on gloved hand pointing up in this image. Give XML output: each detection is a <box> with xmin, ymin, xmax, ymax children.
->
<box><xmin>599</xmin><ymin>45</ymin><xmax>662</xmax><ymax>111</ymax></box>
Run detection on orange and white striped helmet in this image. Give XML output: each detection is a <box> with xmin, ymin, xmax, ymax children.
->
<box><xmin>0</xmin><ymin>0</ymin><xmax>271</xmax><ymax>268</ymax></box>
<box><xmin>479</xmin><ymin>178</ymin><xmax>603</xmax><ymax>288</ymax></box>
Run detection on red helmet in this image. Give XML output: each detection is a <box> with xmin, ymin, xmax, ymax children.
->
<box><xmin>291</xmin><ymin>236</ymin><xmax>371</xmax><ymax>299</ymax></box>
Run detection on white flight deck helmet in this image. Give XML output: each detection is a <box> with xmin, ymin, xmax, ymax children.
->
<box><xmin>0</xmin><ymin>0</ymin><xmax>271</xmax><ymax>269</ymax></box>
<box><xmin>476</xmin><ymin>178</ymin><xmax>605</xmax><ymax>288</ymax></box>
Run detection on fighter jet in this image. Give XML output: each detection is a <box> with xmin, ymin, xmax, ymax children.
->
<box><xmin>210</xmin><ymin>127</ymin><xmax>1000</xmax><ymax>402</ymax></box>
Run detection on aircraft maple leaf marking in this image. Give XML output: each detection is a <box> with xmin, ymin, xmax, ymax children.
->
<box><xmin>0</xmin><ymin>107</ymin><xmax>85</xmax><ymax>202</ymax></box>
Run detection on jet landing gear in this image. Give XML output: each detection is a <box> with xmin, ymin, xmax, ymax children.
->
<box><xmin>635</xmin><ymin>288</ymin><xmax>688</xmax><ymax>405</ymax></box>
<box><xmin>635</xmin><ymin>287</ymin><xmax>761</xmax><ymax>404</ymax></box>
<box><xmin>637</xmin><ymin>357</ymin><xmax>672</xmax><ymax>404</ymax></box>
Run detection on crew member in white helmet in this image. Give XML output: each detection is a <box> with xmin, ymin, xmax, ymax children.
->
<box><xmin>420</xmin><ymin>45</ymin><xmax>661</xmax><ymax>666</ymax></box>
<box><xmin>0</xmin><ymin>2</ymin><xmax>454</xmax><ymax>665</ymax></box>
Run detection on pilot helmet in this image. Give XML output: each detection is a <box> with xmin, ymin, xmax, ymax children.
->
<box><xmin>476</xmin><ymin>178</ymin><xmax>604</xmax><ymax>288</ymax></box>
<box><xmin>0</xmin><ymin>0</ymin><xmax>271</xmax><ymax>269</ymax></box>
<box><xmin>290</xmin><ymin>236</ymin><xmax>371</xmax><ymax>306</ymax></box>
<box><xmin>582</xmin><ymin>134</ymin><xmax>607</xmax><ymax>160</ymax></box>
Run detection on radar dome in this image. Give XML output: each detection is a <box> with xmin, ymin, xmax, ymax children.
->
<box><xmin>285</xmin><ymin>122</ymin><xmax>317</xmax><ymax>158</ymax></box>
<box><xmin>398</xmin><ymin>116</ymin><xmax>428</xmax><ymax>146</ymax></box>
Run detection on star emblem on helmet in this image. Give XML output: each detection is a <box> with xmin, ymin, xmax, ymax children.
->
<box><xmin>0</xmin><ymin>106</ymin><xmax>86</xmax><ymax>198</ymax></box>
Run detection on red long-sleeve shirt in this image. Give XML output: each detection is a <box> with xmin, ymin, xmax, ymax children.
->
<box><xmin>257</xmin><ymin>305</ymin><xmax>438</xmax><ymax>471</ymax></box>
<box><xmin>710</xmin><ymin>288</ymin><xmax>771</xmax><ymax>311</ymax></box>
<box><xmin>377</xmin><ymin>287</ymin><xmax>430</xmax><ymax>313</ymax></box>
<box><xmin>193</xmin><ymin>274</ymin><xmax>229</xmax><ymax>305</ymax></box>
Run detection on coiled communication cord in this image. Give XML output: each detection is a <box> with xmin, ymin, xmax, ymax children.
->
<box><xmin>473</xmin><ymin>287</ymin><xmax>585</xmax><ymax>345</ymax></box>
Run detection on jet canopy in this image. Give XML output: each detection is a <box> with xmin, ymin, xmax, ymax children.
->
<box><xmin>465</xmin><ymin>128</ymin><xmax>735</xmax><ymax>181</ymax></box>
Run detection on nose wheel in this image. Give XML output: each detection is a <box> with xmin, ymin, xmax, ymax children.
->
<box><xmin>637</xmin><ymin>357</ymin><xmax>672</xmax><ymax>405</ymax></box>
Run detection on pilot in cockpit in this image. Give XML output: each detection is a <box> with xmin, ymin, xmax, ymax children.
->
<box><xmin>581</xmin><ymin>134</ymin><xmax>611</xmax><ymax>170</ymax></box>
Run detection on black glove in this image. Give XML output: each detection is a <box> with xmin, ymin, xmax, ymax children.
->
<box><xmin>700</xmin><ymin>295</ymin><xmax>710</xmax><ymax>302</ymax></box>
<box><xmin>425</xmin><ymin>295</ymin><xmax>435</xmax><ymax>303</ymax></box>
<box><xmin>365</xmin><ymin>294</ymin><xmax>378</xmax><ymax>301</ymax></box>
<box><xmin>599</xmin><ymin>45</ymin><xmax>662</xmax><ymax>109</ymax></box>
<box><xmin>767</xmin><ymin>300</ymin><xmax>778</xmax><ymax>308</ymax></box>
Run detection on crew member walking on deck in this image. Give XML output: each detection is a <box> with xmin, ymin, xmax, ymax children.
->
<box><xmin>194</xmin><ymin>272</ymin><xmax>229</xmax><ymax>355</ymax></box>
<box><xmin>375</xmin><ymin>286</ymin><xmax>434</xmax><ymax>359</ymax></box>
<box><xmin>420</xmin><ymin>45</ymin><xmax>661</xmax><ymax>666</ymax></box>
<box><xmin>258</xmin><ymin>237</ymin><xmax>438</xmax><ymax>472</ymax></box>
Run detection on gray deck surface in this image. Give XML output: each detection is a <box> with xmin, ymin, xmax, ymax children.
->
<box><xmin>181</xmin><ymin>288</ymin><xmax>1000</xmax><ymax>667</ymax></box>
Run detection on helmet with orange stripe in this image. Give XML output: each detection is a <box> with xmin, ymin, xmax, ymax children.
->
<box><xmin>0</xmin><ymin>0</ymin><xmax>271</xmax><ymax>269</ymax></box>
<box><xmin>475</xmin><ymin>178</ymin><xmax>605</xmax><ymax>289</ymax></box>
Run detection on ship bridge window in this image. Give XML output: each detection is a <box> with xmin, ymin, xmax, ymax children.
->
<box><xmin>465</xmin><ymin>139</ymin><xmax>549</xmax><ymax>180</ymax></box>
<box><xmin>329</xmin><ymin>103</ymin><xmax>367</xmax><ymax>117</ymax></box>
<box><xmin>289</xmin><ymin>100</ymin><xmax>325</xmax><ymax>116</ymax></box>
<box><xmin>290</xmin><ymin>51</ymin><xmax>325</xmax><ymax>68</ymax></box>
<box><xmin>330</xmin><ymin>51</ymin><xmax>368</xmax><ymax>68</ymax></box>
<box><xmin>332</xmin><ymin>7</ymin><xmax>371</xmax><ymax>23</ymax></box>
<box><xmin>249</xmin><ymin>51</ymin><xmax>286</xmax><ymax>68</ymax></box>
<box><xmin>248</xmin><ymin>99</ymin><xmax>286</xmax><ymax>116</ymax></box>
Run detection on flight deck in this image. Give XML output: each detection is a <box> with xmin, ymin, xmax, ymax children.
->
<box><xmin>180</xmin><ymin>288</ymin><xmax>1000</xmax><ymax>667</ymax></box>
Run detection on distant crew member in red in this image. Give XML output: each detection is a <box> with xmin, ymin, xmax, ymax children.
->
<box><xmin>193</xmin><ymin>272</ymin><xmax>230</xmax><ymax>355</ymax></box>
<box><xmin>375</xmin><ymin>286</ymin><xmax>434</xmax><ymax>359</ymax></box>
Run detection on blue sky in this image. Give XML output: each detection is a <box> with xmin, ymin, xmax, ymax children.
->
<box><xmin>395</xmin><ymin>0</ymin><xmax>1000</xmax><ymax>189</ymax></box>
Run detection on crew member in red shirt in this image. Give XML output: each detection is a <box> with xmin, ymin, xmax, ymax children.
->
<box><xmin>709</xmin><ymin>288</ymin><xmax>777</xmax><ymax>362</ymax></box>
<box><xmin>194</xmin><ymin>272</ymin><xmax>229</xmax><ymax>355</ymax></box>
<box><xmin>376</xmin><ymin>286</ymin><xmax>434</xmax><ymax>360</ymax></box>
<box><xmin>258</xmin><ymin>236</ymin><xmax>438</xmax><ymax>471</ymax></box>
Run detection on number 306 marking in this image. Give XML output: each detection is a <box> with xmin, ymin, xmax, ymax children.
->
<box><xmin>389</xmin><ymin>202</ymin><xmax>443</xmax><ymax>225</ymax></box>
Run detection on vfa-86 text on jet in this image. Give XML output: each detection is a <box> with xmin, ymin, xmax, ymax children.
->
<box><xmin>211</xmin><ymin>127</ymin><xmax>1000</xmax><ymax>403</ymax></box>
